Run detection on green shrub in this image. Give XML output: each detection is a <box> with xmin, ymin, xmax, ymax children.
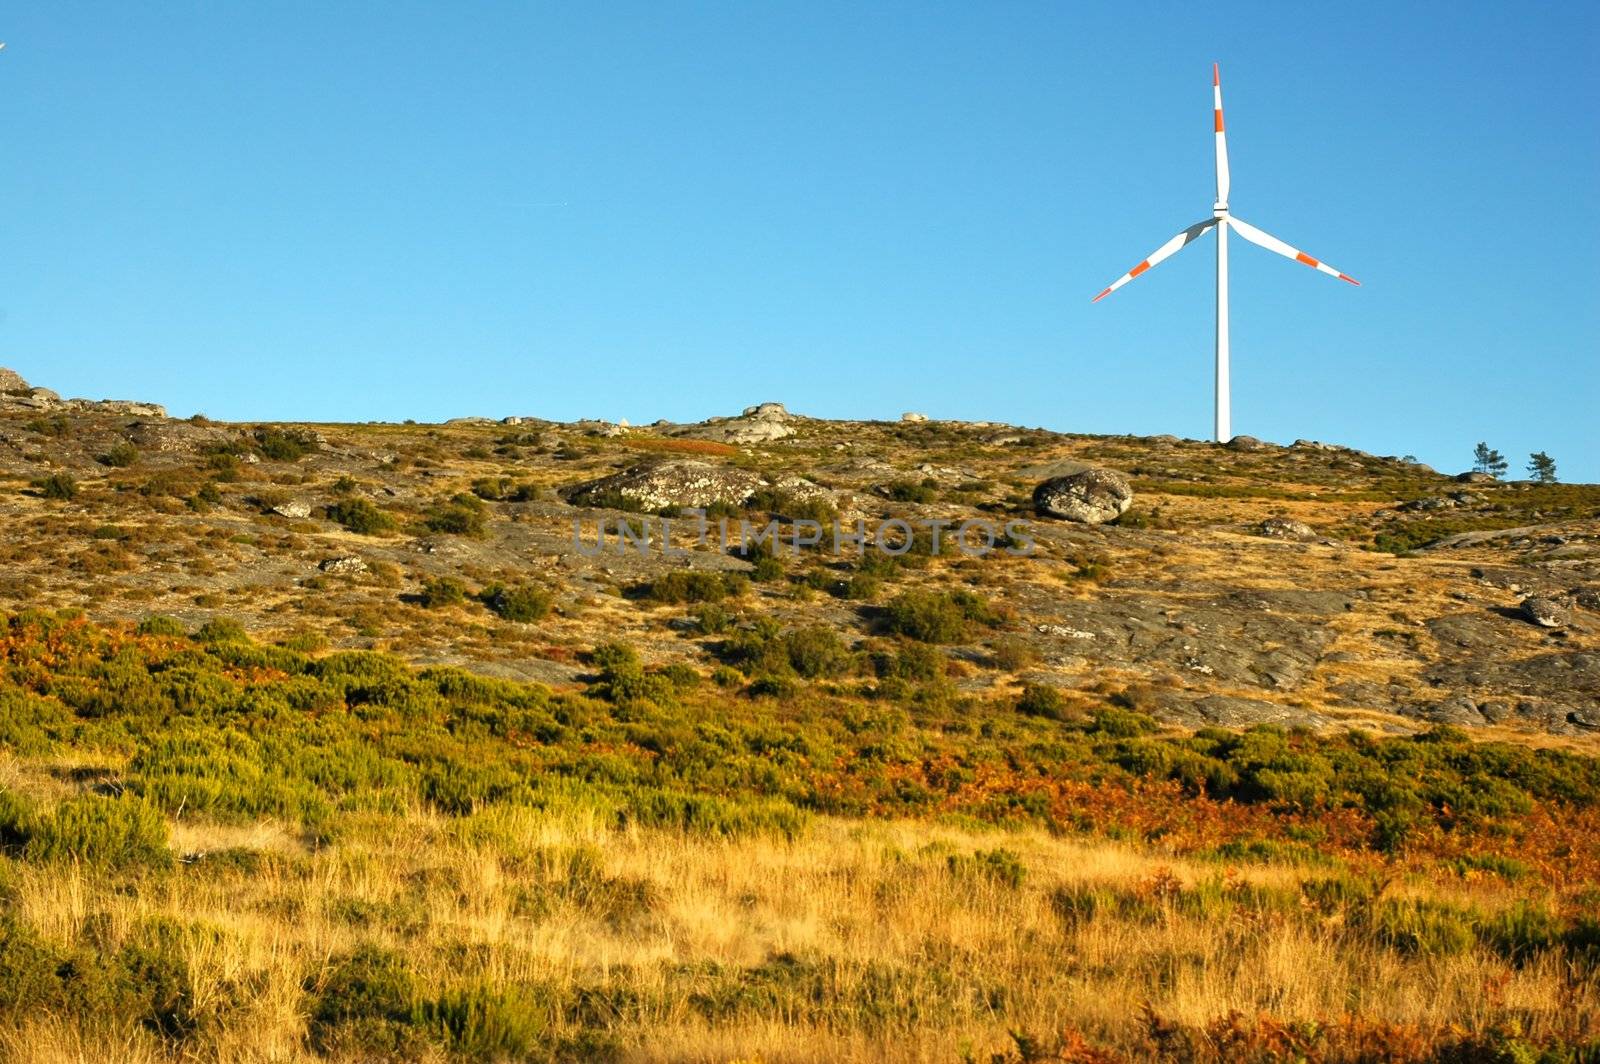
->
<box><xmin>1483</xmin><ymin>900</ymin><xmax>1563</xmax><ymax>964</ymax></box>
<box><xmin>26</xmin><ymin>415</ymin><xmax>70</xmax><ymax>437</ymax></box>
<box><xmin>115</xmin><ymin>917</ymin><xmax>203</xmax><ymax>1039</ymax></box>
<box><xmin>413</xmin><ymin>983</ymin><xmax>544</xmax><ymax>1058</ymax></box>
<box><xmin>1367</xmin><ymin>898</ymin><xmax>1478</xmax><ymax>957</ymax></box>
<box><xmin>746</xmin><ymin>488</ymin><xmax>838</xmax><ymax>524</ymax></box>
<box><xmin>838</xmin><ymin>573</ymin><xmax>881</xmax><ymax>601</ymax></box>
<box><xmin>948</xmin><ymin>848</ymin><xmax>1026</xmax><ymax>889</ymax></box>
<box><xmin>1088</xmin><ymin>705</ymin><xmax>1158</xmax><ymax>738</ymax></box>
<box><xmin>32</xmin><ymin>473</ymin><xmax>78</xmax><ymax>501</ymax></box>
<box><xmin>480</xmin><ymin>584</ymin><xmax>552</xmax><ymax>623</ymax></box>
<box><xmin>644</xmin><ymin>570</ymin><xmax>743</xmax><ymax>605</ymax></box>
<box><xmin>307</xmin><ymin>945</ymin><xmax>423</xmax><ymax>1056</ymax></box>
<box><xmin>871</xmin><ymin>642</ymin><xmax>946</xmax><ymax>683</ymax></box>
<box><xmin>692</xmin><ymin>603</ymin><xmax>734</xmax><ymax>634</ymax></box>
<box><xmin>253</xmin><ymin>427</ymin><xmax>319</xmax><ymax>462</ymax></box>
<box><xmin>327</xmin><ymin>499</ymin><xmax>398</xmax><ymax>536</ymax></box>
<box><xmin>885</xmin><ymin>479</ymin><xmax>937</xmax><ymax>503</ymax></box>
<box><xmin>1016</xmin><ymin>683</ymin><xmax>1070</xmax><ymax>721</ymax></box>
<box><xmin>746</xmin><ymin>673</ymin><xmax>797</xmax><ymax>700</ymax></box>
<box><xmin>751</xmin><ymin>554</ymin><xmax>786</xmax><ymax>582</ymax></box>
<box><xmin>587</xmin><ymin>643</ymin><xmax>678</xmax><ymax>709</ymax></box>
<box><xmin>883</xmin><ymin>589</ymin><xmax>989</xmax><ymax>643</ymax></box>
<box><xmin>195</xmin><ymin>617</ymin><xmax>250</xmax><ymax>644</ymax></box>
<box><xmin>421</xmin><ymin>760</ymin><xmax>531</xmax><ymax>814</ymax></box>
<box><xmin>23</xmin><ymin>795</ymin><xmax>171</xmax><ymax>870</ymax></box>
<box><xmin>782</xmin><ymin>625</ymin><xmax>851</xmax><ymax>679</ymax></box>
<box><xmin>136</xmin><ymin>615</ymin><xmax>187</xmax><ymax>637</ymax></box>
<box><xmin>415</xmin><ymin>577</ymin><xmax>469</xmax><ymax>609</ymax></box>
<box><xmin>470</xmin><ymin>477</ymin><xmax>513</xmax><ymax>501</ymax></box>
<box><xmin>99</xmin><ymin>442</ymin><xmax>141</xmax><ymax>468</ymax></box>
<box><xmin>423</xmin><ymin>494</ymin><xmax>489</xmax><ymax>537</ymax></box>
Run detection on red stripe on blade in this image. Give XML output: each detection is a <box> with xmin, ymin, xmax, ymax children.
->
<box><xmin>1092</xmin><ymin>288</ymin><xmax>1112</xmax><ymax>303</ymax></box>
<box><xmin>1128</xmin><ymin>260</ymin><xmax>1151</xmax><ymax>278</ymax></box>
<box><xmin>1295</xmin><ymin>252</ymin><xmax>1319</xmax><ymax>267</ymax></box>
<box><xmin>1338</xmin><ymin>274</ymin><xmax>1360</xmax><ymax>286</ymax></box>
<box><xmin>1214</xmin><ymin>109</ymin><xmax>1225</xmax><ymax>132</ymax></box>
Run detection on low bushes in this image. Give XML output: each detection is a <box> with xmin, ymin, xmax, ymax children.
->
<box><xmin>641</xmin><ymin>570</ymin><xmax>745</xmax><ymax>604</ymax></box>
<box><xmin>479</xmin><ymin>584</ymin><xmax>552</xmax><ymax>623</ymax></box>
<box><xmin>2</xmin><ymin>612</ymin><xmax>1599</xmax><ymax>884</ymax></box>
<box><xmin>327</xmin><ymin>498</ymin><xmax>398</xmax><ymax>536</ymax></box>
<box><xmin>423</xmin><ymin>494</ymin><xmax>489</xmax><ymax>537</ymax></box>
<box><xmin>31</xmin><ymin>473</ymin><xmax>78</xmax><ymax>500</ymax></box>
<box><xmin>0</xmin><ymin>790</ymin><xmax>170</xmax><ymax>870</ymax></box>
<box><xmin>252</xmin><ymin>427</ymin><xmax>320</xmax><ymax>462</ymax></box>
<box><xmin>882</xmin><ymin>589</ymin><xmax>994</xmax><ymax>643</ymax></box>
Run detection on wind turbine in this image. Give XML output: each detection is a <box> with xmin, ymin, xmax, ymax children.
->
<box><xmin>1091</xmin><ymin>64</ymin><xmax>1359</xmax><ymax>443</ymax></box>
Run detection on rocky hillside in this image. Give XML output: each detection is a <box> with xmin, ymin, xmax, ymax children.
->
<box><xmin>2</xmin><ymin>367</ymin><xmax>1597</xmax><ymax>740</ymax></box>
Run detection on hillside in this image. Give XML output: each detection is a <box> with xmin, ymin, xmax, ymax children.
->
<box><xmin>3</xmin><ymin>370</ymin><xmax>1597</xmax><ymax>738</ymax></box>
<box><xmin>1</xmin><ymin>370</ymin><xmax>1599</xmax><ymax>1062</ymax></box>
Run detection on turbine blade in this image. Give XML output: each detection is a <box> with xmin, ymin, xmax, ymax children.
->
<box><xmin>1228</xmin><ymin>216</ymin><xmax>1360</xmax><ymax>286</ymax></box>
<box><xmin>1091</xmin><ymin>219</ymin><xmax>1217</xmax><ymax>302</ymax></box>
<box><xmin>1213</xmin><ymin>63</ymin><xmax>1230</xmax><ymax>205</ymax></box>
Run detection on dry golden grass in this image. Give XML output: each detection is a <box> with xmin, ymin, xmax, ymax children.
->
<box><xmin>3</xmin><ymin>806</ymin><xmax>1595</xmax><ymax>1063</ymax></box>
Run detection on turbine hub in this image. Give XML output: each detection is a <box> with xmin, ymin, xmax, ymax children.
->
<box><xmin>1213</xmin><ymin>203</ymin><xmax>1229</xmax><ymax>218</ymax></box>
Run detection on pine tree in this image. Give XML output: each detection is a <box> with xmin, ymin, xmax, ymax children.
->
<box><xmin>1472</xmin><ymin>442</ymin><xmax>1508</xmax><ymax>479</ymax></box>
<box><xmin>1527</xmin><ymin>452</ymin><xmax>1557</xmax><ymax>484</ymax></box>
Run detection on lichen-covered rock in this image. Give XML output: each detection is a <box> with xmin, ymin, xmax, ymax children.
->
<box><xmin>319</xmin><ymin>556</ymin><xmax>368</xmax><ymax>575</ymax></box>
<box><xmin>901</xmin><ymin>412</ymin><xmax>928</xmax><ymax>423</ymax></box>
<box><xmin>1226</xmin><ymin>434</ymin><xmax>1269</xmax><ymax>451</ymax></box>
<box><xmin>271</xmin><ymin>500</ymin><xmax>313</xmax><ymax>520</ymax></box>
<box><xmin>1032</xmin><ymin>468</ymin><xmax>1133</xmax><ymax>524</ymax></box>
<box><xmin>1520</xmin><ymin>596</ymin><xmax>1569</xmax><ymax>629</ymax></box>
<box><xmin>566</xmin><ymin>461</ymin><xmax>767</xmax><ymax>511</ymax></box>
<box><xmin>0</xmin><ymin>367</ymin><xmax>28</xmax><ymax>393</ymax></box>
<box><xmin>1259</xmin><ymin>517</ymin><xmax>1317</xmax><ymax>541</ymax></box>
<box><xmin>721</xmin><ymin>420</ymin><xmax>793</xmax><ymax>443</ymax></box>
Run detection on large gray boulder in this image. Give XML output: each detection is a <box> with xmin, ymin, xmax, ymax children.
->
<box><xmin>1259</xmin><ymin>517</ymin><xmax>1317</xmax><ymax>541</ymax></box>
<box><xmin>1521</xmin><ymin>596</ymin><xmax>1569</xmax><ymax>629</ymax></box>
<box><xmin>1032</xmin><ymin>468</ymin><xmax>1133</xmax><ymax>524</ymax></box>
<box><xmin>566</xmin><ymin>460</ymin><xmax>766</xmax><ymax>511</ymax></box>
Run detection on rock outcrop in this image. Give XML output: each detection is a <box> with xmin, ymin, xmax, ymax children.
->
<box><xmin>1033</xmin><ymin>468</ymin><xmax>1133</xmax><ymax>524</ymax></box>
<box><xmin>564</xmin><ymin>460</ymin><xmax>837</xmax><ymax>514</ymax></box>
<box><xmin>1521</xmin><ymin>596</ymin><xmax>1569</xmax><ymax>629</ymax></box>
<box><xmin>1259</xmin><ymin>517</ymin><xmax>1317</xmax><ymax>541</ymax></box>
<box><xmin>691</xmin><ymin>404</ymin><xmax>799</xmax><ymax>444</ymax></box>
<box><xmin>567</xmin><ymin>461</ymin><xmax>766</xmax><ymax>511</ymax></box>
<box><xmin>0</xmin><ymin>368</ymin><xmax>167</xmax><ymax>417</ymax></box>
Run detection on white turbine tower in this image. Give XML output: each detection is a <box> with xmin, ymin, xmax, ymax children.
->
<box><xmin>1092</xmin><ymin>64</ymin><xmax>1359</xmax><ymax>443</ymax></box>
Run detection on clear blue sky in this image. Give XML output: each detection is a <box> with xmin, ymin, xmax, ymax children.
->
<box><xmin>1</xmin><ymin>3</ymin><xmax>1596</xmax><ymax>480</ymax></box>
